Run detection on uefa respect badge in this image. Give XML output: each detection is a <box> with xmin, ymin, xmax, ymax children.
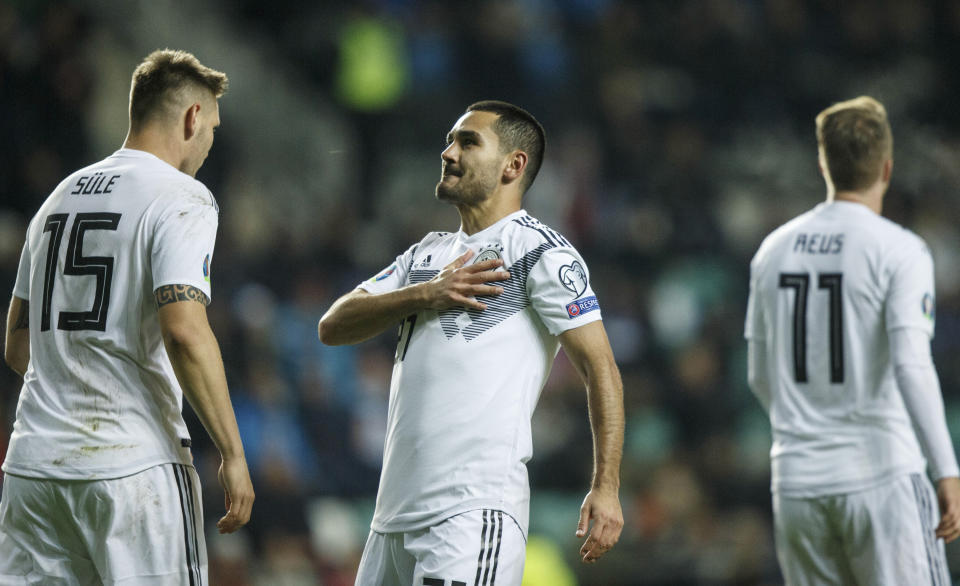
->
<box><xmin>566</xmin><ymin>295</ymin><xmax>600</xmax><ymax>318</ymax></box>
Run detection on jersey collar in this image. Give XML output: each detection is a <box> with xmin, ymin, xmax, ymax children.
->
<box><xmin>111</xmin><ymin>148</ymin><xmax>181</xmax><ymax>173</ymax></box>
<box><xmin>457</xmin><ymin>209</ymin><xmax>527</xmax><ymax>244</ymax></box>
<box><xmin>818</xmin><ymin>200</ymin><xmax>876</xmax><ymax>216</ymax></box>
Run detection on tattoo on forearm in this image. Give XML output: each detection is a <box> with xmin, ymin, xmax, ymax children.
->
<box><xmin>11</xmin><ymin>300</ymin><xmax>28</xmax><ymax>331</ymax></box>
<box><xmin>155</xmin><ymin>285</ymin><xmax>210</xmax><ymax>308</ymax></box>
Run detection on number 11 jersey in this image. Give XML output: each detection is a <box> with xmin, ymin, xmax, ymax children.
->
<box><xmin>4</xmin><ymin>149</ymin><xmax>217</xmax><ymax>480</ymax></box>
<box><xmin>745</xmin><ymin>201</ymin><xmax>933</xmax><ymax>497</ymax></box>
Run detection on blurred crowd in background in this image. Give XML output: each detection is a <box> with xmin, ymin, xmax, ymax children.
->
<box><xmin>3</xmin><ymin>0</ymin><xmax>960</xmax><ymax>584</ymax></box>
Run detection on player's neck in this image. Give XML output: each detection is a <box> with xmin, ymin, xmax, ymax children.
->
<box><xmin>123</xmin><ymin>128</ymin><xmax>185</xmax><ymax>174</ymax></box>
<box><xmin>830</xmin><ymin>185</ymin><xmax>885</xmax><ymax>215</ymax></box>
<box><xmin>456</xmin><ymin>192</ymin><xmax>522</xmax><ymax>236</ymax></box>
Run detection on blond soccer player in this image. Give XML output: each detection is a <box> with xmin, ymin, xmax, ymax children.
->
<box><xmin>0</xmin><ymin>50</ymin><xmax>253</xmax><ymax>585</ymax></box>
<box><xmin>745</xmin><ymin>96</ymin><xmax>960</xmax><ymax>585</ymax></box>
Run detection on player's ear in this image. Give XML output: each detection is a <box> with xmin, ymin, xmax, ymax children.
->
<box><xmin>502</xmin><ymin>150</ymin><xmax>528</xmax><ymax>184</ymax></box>
<box><xmin>817</xmin><ymin>147</ymin><xmax>830</xmax><ymax>179</ymax></box>
<box><xmin>183</xmin><ymin>103</ymin><xmax>201</xmax><ymax>141</ymax></box>
<box><xmin>881</xmin><ymin>158</ymin><xmax>892</xmax><ymax>184</ymax></box>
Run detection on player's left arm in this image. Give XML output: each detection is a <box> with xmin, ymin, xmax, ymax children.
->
<box><xmin>4</xmin><ymin>295</ymin><xmax>29</xmax><ymax>377</ymax></box>
<box><xmin>559</xmin><ymin>320</ymin><xmax>625</xmax><ymax>564</ymax></box>
<box><xmin>886</xmin><ymin>239</ymin><xmax>960</xmax><ymax>541</ymax></box>
<box><xmin>157</xmin><ymin>285</ymin><xmax>254</xmax><ymax>533</ymax></box>
<box><xmin>890</xmin><ymin>327</ymin><xmax>960</xmax><ymax>542</ymax></box>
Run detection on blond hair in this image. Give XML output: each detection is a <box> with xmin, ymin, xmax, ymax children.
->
<box><xmin>815</xmin><ymin>96</ymin><xmax>892</xmax><ymax>192</ymax></box>
<box><xmin>129</xmin><ymin>49</ymin><xmax>228</xmax><ymax>131</ymax></box>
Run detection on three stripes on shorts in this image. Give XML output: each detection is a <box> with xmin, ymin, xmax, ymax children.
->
<box><xmin>173</xmin><ymin>464</ymin><xmax>203</xmax><ymax>586</ymax></box>
<box><xmin>423</xmin><ymin>508</ymin><xmax>504</xmax><ymax>586</ymax></box>
<box><xmin>475</xmin><ymin>509</ymin><xmax>503</xmax><ymax>586</ymax></box>
<box><xmin>910</xmin><ymin>474</ymin><xmax>950</xmax><ymax>586</ymax></box>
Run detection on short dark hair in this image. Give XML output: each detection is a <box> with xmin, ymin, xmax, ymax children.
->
<box><xmin>815</xmin><ymin>96</ymin><xmax>892</xmax><ymax>192</ymax></box>
<box><xmin>466</xmin><ymin>100</ymin><xmax>546</xmax><ymax>194</ymax></box>
<box><xmin>129</xmin><ymin>49</ymin><xmax>228</xmax><ymax>131</ymax></box>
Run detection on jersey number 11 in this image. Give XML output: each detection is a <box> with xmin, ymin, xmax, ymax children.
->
<box><xmin>778</xmin><ymin>272</ymin><xmax>844</xmax><ymax>384</ymax></box>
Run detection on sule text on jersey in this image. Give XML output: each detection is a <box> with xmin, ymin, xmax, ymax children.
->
<box><xmin>71</xmin><ymin>172</ymin><xmax>121</xmax><ymax>196</ymax></box>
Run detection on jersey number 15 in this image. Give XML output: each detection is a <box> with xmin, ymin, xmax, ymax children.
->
<box><xmin>40</xmin><ymin>212</ymin><xmax>121</xmax><ymax>332</ymax></box>
<box><xmin>778</xmin><ymin>272</ymin><xmax>844</xmax><ymax>384</ymax></box>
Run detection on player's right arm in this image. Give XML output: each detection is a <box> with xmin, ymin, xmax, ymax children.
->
<box><xmin>6</xmin><ymin>230</ymin><xmax>33</xmax><ymax>377</ymax></box>
<box><xmin>157</xmin><ymin>285</ymin><xmax>254</xmax><ymax>534</ymax></box>
<box><xmin>4</xmin><ymin>296</ymin><xmax>30</xmax><ymax>377</ymax></box>
<box><xmin>744</xmin><ymin>252</ymin><xmax>771</xmax><ymax>410</ymax></box>
<box><xmin>746</xmin><ymin>340</ymin><xmax>771</xmax><ymax>411</ymax></box>
<box><xmin>317</xmin><ymin>250</ymin><xmax>509</xmax><ymax>346</ymax></box>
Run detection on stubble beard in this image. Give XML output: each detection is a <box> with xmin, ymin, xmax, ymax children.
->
<box><xmin>435</xmin><ymin>169</ymin><xmax>496</xmax><ymax>206</ymax></box>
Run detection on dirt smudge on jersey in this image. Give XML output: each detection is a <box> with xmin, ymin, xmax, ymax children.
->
<box><xmin>78</xmin><ymin>444</ymin><xmax>136</xmax><ymax>454</ymax></box>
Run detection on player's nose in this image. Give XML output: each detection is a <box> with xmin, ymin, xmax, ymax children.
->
<box><xmin>441</xmin><ymin>141</ymin><xmax>458</xmax><ymax>162</ymax></box>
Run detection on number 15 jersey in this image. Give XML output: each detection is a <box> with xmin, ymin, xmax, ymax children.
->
<box><xmin>5</xmin><ymin>148</ymin><xmax>217</xmax><ymax>480</ymax></box>
<box><xmin>745</xmin><ymin>201</ymin><xmax>933</xmax><ymax>497</ymax></box>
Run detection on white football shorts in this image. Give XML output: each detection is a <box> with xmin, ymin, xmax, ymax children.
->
<box><xmin>0</xmin><ymin>463</ymin><xmax>207</xmax><ymax>585</ymax></box>
<box><xmin>355</xmin><ymin>508</ymin><xmax>526</xmax><ymax>586</ymax></box>
<box><xmin>773</xmin><ymin>472</ymin><xmax>950</xmax><ymax>585</ymax></box>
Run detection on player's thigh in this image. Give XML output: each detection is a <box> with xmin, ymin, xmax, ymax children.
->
<box><xmin>772</xmin><ymin>493</ymin><xmax>854</xmax><ymax>586</ymax></box>
<box><xmin>355</xmin><ymin>530</ymin><xmax>407</xmax><ymax>586</ymax></box>
<box><xmin>0</xmin><ymin>474</ymin><xmax>98</xmax><ymax>585</ymax></box>
<box><xmin>407</xmin><ymin>509</ymin><xmax>526</xmax><ymax>586</ymax></box>
<box><xmin>841</xmin><ymin>474</ymin><xmax>950</xmax><ymax>586</ymax></box>
<box><xmin>80</xmin><ymin>464</ymin><xmax>207</xmax><ymax>586</ymax></box>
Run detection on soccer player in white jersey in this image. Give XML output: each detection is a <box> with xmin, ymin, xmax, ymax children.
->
<box><xmin>319</xmin><ymin>101</ymin><xmax>625</xmax><ymax>585</ymax></box>
<box><xmin>745</xmin><ymin>96</ymin><xmax>960</xmax><ymax>585</ymax></box>
<box><xmin>0</xmin><ymin>50</ymin><xmax>253</xmax><ymax>584</ymax></box>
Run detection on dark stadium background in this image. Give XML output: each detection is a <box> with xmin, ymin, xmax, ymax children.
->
<box><xmin>3</xmin><ymin>1</ymin><xmax>960</xmax><ymax>584</ymax></box>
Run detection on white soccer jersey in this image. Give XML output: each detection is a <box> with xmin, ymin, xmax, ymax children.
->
<box><xmin>4</xmin><ymin>148</ymin><xmax>217</xmax><ymax>480</ymax></box>
<box><xmin>745</xmin><ymin>201</ymin><xmax>933</xmax><ymax>497</ymax></box>
<box><xmin>359</xmin><ymin>210</ymin><xmax>603</xmax><ymax>536</ymax></box>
